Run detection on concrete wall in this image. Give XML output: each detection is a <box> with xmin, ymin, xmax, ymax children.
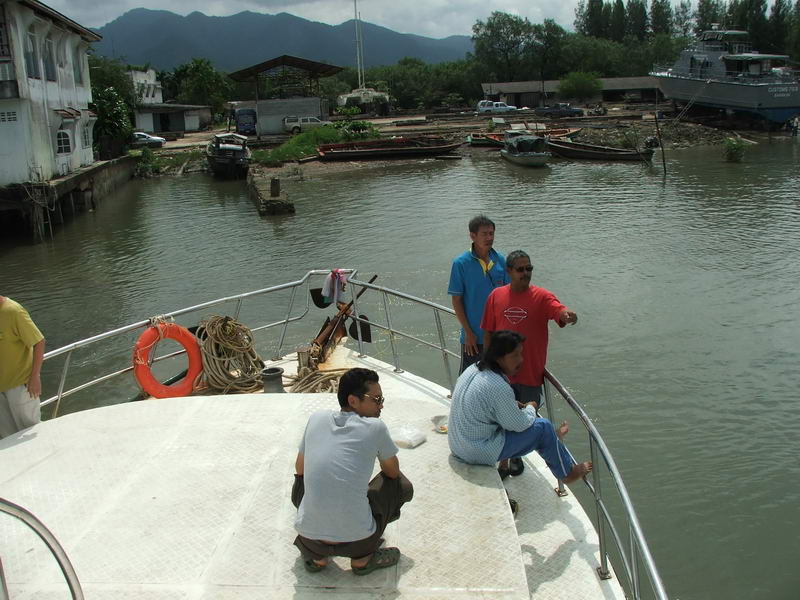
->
<box><xmin>0</xmin><ymin>2</ymin><xmax>95</xmax><ymax>185</ymax></box>
<box><xmin>129</xmin><ymin>68</ymin><xmax>163</xmax><ymax>105</ymax></box>
<box><xmin>256</xmin><ymin>97</ymin><xmax>323</xmax><ymax>135</ymax></box>
<box><xmin>184</xmin><ymin>112</ymin><xmax>200</xmax><ymax>131</ymax></box>
<box><xmin>89</xmin><ymin>155</ymin><xmax>137</xmax><ymax>202</ymax></box>
<box><xmin>135</xmin><ymin>111</ymin><xmax>155</xmax><ymax>132</ymax></box>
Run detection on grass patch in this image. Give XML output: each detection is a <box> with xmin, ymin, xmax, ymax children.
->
<box><xmin>252</xmin><ymin>123</ymin><xmax>380</xmax><ymax>167</ymax></box>
<box><xmin>723</xmin><ymin>137</ymin><xmax>746</xmax><ymax>162</ymax></box>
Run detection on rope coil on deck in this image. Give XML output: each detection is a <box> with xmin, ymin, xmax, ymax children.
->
<box><xmin>196</xmin><ymin>315</ymin><xmax>264</xmax><ymax>393</ymax></box>
<box><xmin>287</xmin><ymin>367</ymin><xmax>349</xmax><ymax>393</ymax></box>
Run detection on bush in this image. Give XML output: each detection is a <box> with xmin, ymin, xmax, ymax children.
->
<box><xmin>558</xmin><ymin>72</ymin><xmax>602</xmax><ymax>103</ymax></box>
<box><xmin>251</xmin><ymin>125</ymin><xmax>380</xmax><ymax>166</ymax></box>
<box><xmin>723</xmin><ymin>137</ymin><xmax>746</xmax><ymax>162</ymax></box>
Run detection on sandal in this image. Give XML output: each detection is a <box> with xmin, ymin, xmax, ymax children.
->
<box><xmin>509</xmin><ymin>457</ymin><xmax>525</xmax><ymax>477</ymax></box>
<box><xmin>304</xmin><ymin>559</ymin><xmax>327</xmax><ymax>573</ymax></box>
<box><xmin>352</xmin><ymin>547</ymin><xmax>400</xmax><ymax>576</ymax></box>
<box><xmin>498</xmin><ymin>465</ymin><xmax>510</xmax><ymax>480</ymax></box>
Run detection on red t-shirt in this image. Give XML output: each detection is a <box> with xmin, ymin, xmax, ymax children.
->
<box><xmin>480</xmin><ymin>285</ymin><xmax>566</xmax><ymax>386</ymax></box>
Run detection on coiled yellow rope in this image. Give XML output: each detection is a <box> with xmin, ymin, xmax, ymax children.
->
<box><xmin>287</xmin><ymin>368</ymin><xmax>349</xmax><ymax>393</ymax></box>
<box><xmin>196</xmin><ymin>315</ymin><xmax>264</xmax><ymax>393</ymax></box>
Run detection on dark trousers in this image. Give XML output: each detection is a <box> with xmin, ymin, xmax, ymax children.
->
<box><xmin>292</xmin><ymin>472</ymin><xmax>414</xmax><ymax>561</ymax></box>
<box><xmin>459</xmin><ymin>343</ymin><xmax>483</xmax><ymax>374</ymax></box>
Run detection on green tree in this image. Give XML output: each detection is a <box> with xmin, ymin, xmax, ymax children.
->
<box><xmin>674</xmin><ymin>1</ymin><xmax>695</xmax><ymax>36</ymax></box>
<box><xmin>529</xmin><ymin>20</ymin><xmax>568</xmax><ymax>103</ymax></box>
<box><xmin>768</xmin><ymin>0</ymin><xmax>792</xmax><ymax>52</ymax></box>
<box><xmin>788</xmin><ymin>0</ymin><xmax>800</xmax><ymax>60</ymax></box>
<box><xmin>472</xmin><ymin>11</ymin><xmax>534</xmax><ymax>82</ymax></box>
<box><xmin>561</xmin><ymin>34</ymin><xmax>628</xmax><ymax>76</ymax></box>
<box><xmin>91</xmin><ymin>86</ymin><xmax>133</xmax><ymax>158</ymax></box>
<box><xmin>733</xmin><ymin>0</ymin><xmax>769</xmax><ymax>49</ymax></box>
<box><xmin>558</xmin><ymin>71</ymin><xmax>603</xmax><ymax>101</ymax></box>
<box><xmin>650</xmin><ymin>0</ymin><xmax>674</xmax><ymax>35</ymax></box>
<box><xmin>586</xmin><ymin>0</ymin><xmax>607</xmax><ymax>37</ymax></box>
<box><xmin>575</xmin><ymin>0</ymin><xmax>589</xmax><ymax>34</ymax></box>
<box><xmin>626</xmin><ymin>0</ymin><xmax>649</xmax><ymax>40</ymax></box>
<box><xmin>173</xmin><ymin>58</ymin><xmax>233</xmax><ymax>116</ymax></box>
<box><xmin>88</xmin><ymin>54</ymin><xmax>136</xmax><ymax>110</ymax></box>
<box><xmin>610</xmin><ymin>0</ymin><xmax>627</xmax><ymax>41</ymax></box>
<box><xmin>695</xmin><ymin>0</ymin><xmax>723</xmax><ymax>32</ymax></box>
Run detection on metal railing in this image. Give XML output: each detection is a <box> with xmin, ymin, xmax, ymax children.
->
<box><xmin>652</xmin><ymin>64</ymin><xmax>799</xmax><ymax>85</ymax></box>
<box><xmin>34</xmin><ymin>269</ymin><xmax>667</xmax><ymax>599</ymax></box>
<box><xmin>0</xmin><ymin>498</ymin><xmax>83</xmax><ymax>599</ymax></box>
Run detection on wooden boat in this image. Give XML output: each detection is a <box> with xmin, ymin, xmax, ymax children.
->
<box><xmin>500</xmin><ymin>135</ymin><xmax>549</xmax><ymax>167</ymax></box>
<box><xmin>506</xmin><ymin>126</ymin><xmax>582</xmax><ymax>139</ymax></box>
<box><xmin>206</xmin><ymin>133</ymin><xmax>252</xmax><ymax>177</ymax></box>
<box><xmin>317</xmin><ymin>136</ymin><xmax>462</xmax><ymax>160</ymax></box>
<box><xmin>466</xmin><ymin>132</ymin><xmax>505</xmax><ymax>147</ymax></box>
<box><xmin>547</xmin><ymin>138</ymin><xmax>655</xmax><ymax>161</ymax></box>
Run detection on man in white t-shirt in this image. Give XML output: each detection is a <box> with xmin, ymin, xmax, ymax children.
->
<box><xmin>292</xmin><ymin>368</ymin><xmax>413</xmax><ymax>575</ymax></box>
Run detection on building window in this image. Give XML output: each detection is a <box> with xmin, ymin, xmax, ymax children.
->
<box><xmin>0</xmin><ymin>110</ymin><xmax>17</xmax><ymax>122</ymax></box>
<box><xmin>72</xmin><ymin>47</ymin><xmax>83</xmax><ymax>85</ymax></box>
<box><xmin>82</xmin><ymin>124</ymin><xmax>91</xmax><ymax>148</ymax></box>
<box><xmin>0</xmin><ymin>5</ymin><xmax>11</xmax><ymax>59</ymax></box>
<box><xmin>44</xmin><ymin>36</ymin><xmax>56</xmax><ymax>81</ymax></box>
<box><xmin>56</xmin><ymin>130</ymin><xmax>71</xmax><ymax>154</ymax></box>
<box><xmin>25</xmin><ymin>27</ymin><xmax>40</xmax><ymax>79</ymax></box>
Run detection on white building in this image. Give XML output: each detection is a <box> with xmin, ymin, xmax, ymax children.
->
<box><xmin>0</xmin><ymin>0</ymin><xmax>100</xmax><ymax>186</ymax></box>
<box><xmin>128</xmin><ymin>67</ymin><xmax>211</xmax><ymax>134</ymax></box>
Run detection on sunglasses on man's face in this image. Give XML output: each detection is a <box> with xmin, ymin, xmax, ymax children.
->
<box><xmin>513</xmin><ymin>265</ymin><xmax>534</xmax><ymax>273</ymax></box>
<box><xmin>363</xmin><ymin>393</ymin><xmax>385</xmax><ymax>406</ymax></box>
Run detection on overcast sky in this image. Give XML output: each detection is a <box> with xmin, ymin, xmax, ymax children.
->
<box><xmin>50</xmin><ymin>0</ymin><xmax>584</xmax><ymax>38</ymax></box>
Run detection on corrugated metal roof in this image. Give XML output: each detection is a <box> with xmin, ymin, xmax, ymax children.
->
<box><xmin>228</xmin><ymin>55</ymin><xmax>343</xmax><ymax>82</ymax></box>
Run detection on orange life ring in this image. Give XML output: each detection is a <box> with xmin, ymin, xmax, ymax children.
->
<box><xmin>133</xmin><ymin>322</ymin><xmax>203</xmax><ymax>398</ymax></box>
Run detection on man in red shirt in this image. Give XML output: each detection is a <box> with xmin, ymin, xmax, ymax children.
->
<box><xmin>480</xmin><ymin>250</ymin><xmax>577</xmax><ymax>476</ymax></box>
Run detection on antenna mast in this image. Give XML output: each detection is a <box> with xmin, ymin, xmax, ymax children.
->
<box><xmin>354</xmin><ymin>0</ymin><xmax>365</xmax><ymax>89</ymax></box>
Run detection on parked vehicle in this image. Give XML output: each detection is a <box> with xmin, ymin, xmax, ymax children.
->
<box><xmin>283</xmin><ymin>116</ymin><xmax>333</xmax><ymax>134</ymax></box>
<box><xmin>476</xmin><ymin>100</ymin><xmax>517</xmax><ymax>113</ymax></box>
<box><xmin>131</xmin><ymin>132</ymin><xmax>166</xmax><ymax>148</ymax></box>
<box><xmin>534</xmin><ymin>103</ymin><xmax>584</xmax><ymax>118</ymax></box>
<box><xmin>235</xmin><ymin>108</ymin><xmax>257</xmax><ymax>136</ymax></box>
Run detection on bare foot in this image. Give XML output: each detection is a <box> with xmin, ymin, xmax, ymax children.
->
<box><xmin>498</xmin><ymin>458</ymin><xmax>510</xmax><ymax>469</ymax></box>
<box><xmin>563</xmin><ymin>461</ymin><xmax>593</xmax><ymax>484</ymax></box>
<box><xmin>312</xmin><ymin>558</ymin><xmax>328</xmax><ymax>568</ymax></box>
<box><xmin>351</xmin><ymin>554</ymin><xmax>371</xmax><ymax>569</ymax></box>
<box><xmin>556</xmin><ymin>420</ymin><xmax>569</xmax><ymax>440</ymax></box>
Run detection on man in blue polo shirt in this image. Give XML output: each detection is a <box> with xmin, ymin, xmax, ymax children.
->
<box><xmin>448</xmin><ymin>215</ymin><xmax>509</xmax><ymax>374</ymax></box>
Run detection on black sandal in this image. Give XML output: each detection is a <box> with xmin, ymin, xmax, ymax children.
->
<box><xmin>509</xmin><ymin>457</ymin><xmax>525</xmax><ymax>477</ymax></box>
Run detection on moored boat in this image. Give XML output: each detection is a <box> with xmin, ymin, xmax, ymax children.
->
<box><xmin>317</xmin><ymin>136</ymin><xmax>462</xmax><ymax>160</ymax></box>
<box><xmin>206</xmin><ymin>133</ymin><xmax>252</xmax><ymax>177</ymax></box>
<box><xmin>0</xmin><ymin>271</ymin><xmax>668</xmax><ymax>600</ymax></box>
<box><xmin>547</xmin><ymin>138</ymin><xmax>655</xmax><ymax>161</ymax></box>
<box><xmin>650</xmin><ymin>28</ymin><xmax>800</xmax><ymax>124</ymax></box>
<box><xmin>466</xmin><ymin>132</ymin><xmax>505</xmax><ymax>147</ymax></box>
<box><xmin>500</xmin><ymin>135</ymin><xmax>550</xmax><ymax>167</ymax></box>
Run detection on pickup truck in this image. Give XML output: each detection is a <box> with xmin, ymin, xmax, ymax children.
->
<box><xmin>533</xmin><ymin>103</ymin><xmax>584</xmax><ymax>118</ymax></box>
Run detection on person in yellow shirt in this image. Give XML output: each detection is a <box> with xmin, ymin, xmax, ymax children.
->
<box><xmin>0</xmin><ymin>295</ymin><xmax>45</xmax><ymax>438</ymax></box>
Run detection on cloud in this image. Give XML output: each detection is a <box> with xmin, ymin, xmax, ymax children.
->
<box><xmin>48</xmin><ymin>0</ymin><xmax>581</xmax><ymax>37</ymax></box>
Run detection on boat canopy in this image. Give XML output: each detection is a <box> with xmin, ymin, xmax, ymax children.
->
<box><xmin>722</xmin><ymin>53</ymin><xmax>790</xmax><ymax>61</ymax></box>
<box><xmin>506</xmin><ymin>135</ymin><xmax>547</xmax><ymax>153</ymax></box>
<box><xmin>213</xmin><ymin>133</ymin><xmax>248</xmax><ymax>143</ymax></box>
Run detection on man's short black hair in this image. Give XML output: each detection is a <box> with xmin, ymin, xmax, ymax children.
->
<box><xmin>337</xmin><ymin>368</ymin><xmax>380</xmax><ymax>408</ymax></box>
<box><xmin>478</xmin><ymin>330</ymin><xmax>525</xmax><ymax>374</ymax></box>
<box><xmin>468</xmin><ymin>215</ymin><xmax>495</xmax><ymax>234</ymax></box>
<box><xmin>505</xmin><ymin>250</ymin><xmax>530</xmax><ymax>270</ymax></box>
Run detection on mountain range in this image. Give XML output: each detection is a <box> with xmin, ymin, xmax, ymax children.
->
<box><xmin>92</xmin><ymin>9</ymin><xmax>474</xmax><ymax>72</ymax></box>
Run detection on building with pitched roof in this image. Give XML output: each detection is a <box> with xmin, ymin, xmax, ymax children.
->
<box><xmin>0</xmin><ymin>0</ymin><xmax>100</xmax><ymax>186</ymax></box>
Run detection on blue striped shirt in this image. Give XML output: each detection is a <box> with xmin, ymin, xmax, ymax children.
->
<box><xmin>448</xmin><ymin>364</ymin><xmax>537</xmax><ymax>465</ymax></box>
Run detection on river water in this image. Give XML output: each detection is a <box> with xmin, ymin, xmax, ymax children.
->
<box><xmin>2</xmin><ymin>140</ymin><xmax>799</xmax><ymax>599</ymax></box>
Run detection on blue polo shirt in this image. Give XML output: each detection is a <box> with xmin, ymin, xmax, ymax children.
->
<box><xmin>448</xmin><ymin>247</ymin><xmax>509</xmax><ymax>344</ymax></box>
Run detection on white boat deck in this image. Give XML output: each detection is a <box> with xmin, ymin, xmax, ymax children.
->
<box><xmin>0</xmin><ymin>349</ymin><xmax>626</xmax><ymax>599</ymax></box>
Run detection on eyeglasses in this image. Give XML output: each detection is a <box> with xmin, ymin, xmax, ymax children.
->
<box><xmin>513</xmin><ymin>265</ymin><xmax>534</xmax><ymax>273</ymax></box>
<box><xmin>363</xmin><ymin>393</ymin><xmax>385</xmax><ymax>406</ymax></box>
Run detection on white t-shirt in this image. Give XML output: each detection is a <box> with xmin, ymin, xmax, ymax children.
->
<box><xmin>294</xmin><ymin>409</ymin><xmax>398</xmax><ymax>542</ymax></box>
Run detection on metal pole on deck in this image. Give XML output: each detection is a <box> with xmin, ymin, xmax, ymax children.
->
<box><xmin>590</xmin><ymin>438</ymin><xmax>612</xmax><ymax>580</ymax></box>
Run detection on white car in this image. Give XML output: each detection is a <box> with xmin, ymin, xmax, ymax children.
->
<box><xmin>283</xmin><ymin>116</ymin><xmax>334</xmax><ymax>134</ymax></box>
<box><xmin>476</xmin><ymin>100</ymin><xmax>517</xmax><ymax>113</ymax></box>
<box><xmin>131</xmin><ymin>132</ymin><xmax>166</xmax><ymax>148</ymax></box>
